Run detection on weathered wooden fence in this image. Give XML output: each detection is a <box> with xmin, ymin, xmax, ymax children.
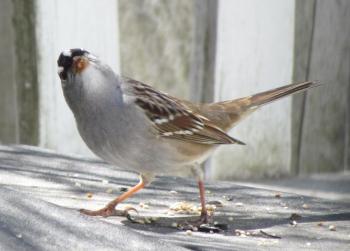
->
<box><xmin>0</xmin><ymin>0</ymin><xmax>349</xmax><ymax>178</ymax></box>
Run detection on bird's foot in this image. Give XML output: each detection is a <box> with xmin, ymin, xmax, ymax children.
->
<box><xmin>187</xmin><ymin>211</ymin><xmax>210</xmax><ymax>225</ymax></box>
<box><xmin>79</xmin><ymin>205</ymin><xmax>137</xmax><ymax>218</ymax></box>
<box><xmin>179</xmin><ymin>212</ymin><xmax>210</xmax><ymax>229</ymax></box>
<box><xmin>178</xmin><ymin>212</ymin><xmax>225</xmax><ymax>233</ymax></box>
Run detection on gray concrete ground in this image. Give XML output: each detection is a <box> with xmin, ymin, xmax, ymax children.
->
<box><xmin>0</xmin><ymin>145</ymin><xmax>349</xmax><ymax>250</ymax></box>
<box><xmin>236</xmin><ymin>172</ymin><xmax>350</xmax><ymax>203</ymax></box>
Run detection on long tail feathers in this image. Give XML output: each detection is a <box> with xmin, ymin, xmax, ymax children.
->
<box><xmin>205</xmin><ymin>81</ymin><xmax>320</xmax><ymax>133</ymax></box>
<box><xmin>247</xmin><ymin>81</ymin><xmax>319</xmax><ymax>109</ymax></box>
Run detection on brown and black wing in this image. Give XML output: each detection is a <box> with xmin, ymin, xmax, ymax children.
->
<box><xmin>122</xmin><ymin>77</ymin><xmax>244</xmax><ymax>145</ymax></box>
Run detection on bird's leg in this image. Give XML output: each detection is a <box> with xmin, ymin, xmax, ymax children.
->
<box><xmin>179</xmin><ymin>179</ymin><xmax>211</xmax><ymax>230</ymax></box>
<box><xmin>80</xmin><ymin>177</ymin><xmax>145</xmax><ymax>217</ymax></box>
<box><xmin>182</xmin><ymin>166</ymin><xmax>211</xmax><ymax>226</ymax></box>
<box><xmin>198</xmin><ymin>180</ymin><xmax>209</xmax><ymax>224</ymax></box>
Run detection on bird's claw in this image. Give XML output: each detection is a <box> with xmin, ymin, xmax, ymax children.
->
<box><xmin>177</xmin><ymin>212</ymin><xmax>223</xmax><ymax>232</ymax></box>
<box><xmin>185</xmin><ymin>212</ymin><xmax>210</xmax><ymax>226</ymax></box>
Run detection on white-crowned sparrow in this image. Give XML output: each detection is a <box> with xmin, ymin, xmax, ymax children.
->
<box><xmin>57</xmin><ymin>48</ymin><xmax>317</xmax><ymax>223</ymax></box>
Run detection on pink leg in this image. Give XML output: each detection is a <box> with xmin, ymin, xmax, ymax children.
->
<box><xmin>198</xmin><ymin>180</ymin><xmax>208</xmax><ymax>223</ymax></box>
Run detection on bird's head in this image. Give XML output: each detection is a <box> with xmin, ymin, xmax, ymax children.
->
<box><xmin>57</xmin><ymin>48</ymin><xmax>99</xmax><ymax>83</ymax></box>
<box><xmin>57</xmin><ymin>48</ymin><xmax>122</xmax><ymax>112</ymax></box>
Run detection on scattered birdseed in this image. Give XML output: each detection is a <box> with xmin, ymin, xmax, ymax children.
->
<box><xmin>302</xmin><ymin>203</ymin><xmax>309</xmax><ymax>209</ymax></box>
<box><xmin>169</xmin><ymin>201</ymin><xmax>216</xmax><ymax>215</ymax></box>
<box><xmin>86</xmin><ymin>192</ymin><xmax>93</xmax><ymax>198</ymax></box>
<box><xmin>234</xmin><ymin>229</ymin><xmax>246</xmax><ymax>236</ymax></box>
<box><xmin>206</xmin><ymin>204</ymin><xmax>216</xmax><ymax>212</ymax></box>
<box><xmin>186</xmin><ymin>230</ymin><xmax>192</xmax><ymax>236</ymax></box>
<box><xmin>102</xmin><ymin>179</ymin><xmax>109</xmax><ymax>184</ymax></box>
<box><xmin>329</xmin><ymin>225</ymin><xmax>336</xmax><ymax>231</ymax></box>
<box><xmin>223</xmin><ymin>195</ymin><xmax>233</xmax><ymax>201</ymax></box>
<box><xmin>139</xmin><ymin>202</ymin><xmax>149</xmax><ymax>209</ymax></box>
<box><xmin>169</xmin><ymin>190</ymin><xmax>178</xmax><ymax>194</ymax></box>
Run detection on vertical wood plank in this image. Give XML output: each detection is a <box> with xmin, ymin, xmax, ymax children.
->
<box><xmin>118</xmin><ymin>0</ymin><xmax>194</xmax><ymax>99</ymax></box>
<box><xmin>0</xmin><ymin>0</ymin><xmax>19</xmax><ymax>144</ymax></box>
<box><xmin>299</xmin><ymin>0</ymin><xmax>350</xmax><ymax>173</ymax></box>
<box><xmin>190</xmin><ymin>0</ymin><xmax>217</xmax><ymax>104</ymax></box>
<box><xmin>345</xmin><ymin>77</ymin><xmax>350</xmax><ymax>171</ymax></box>
<box><xmin>291</xmin><ymin>0</ymin><xmax>316</xmax><ymax>175</ymax></box>
<box><xmin>12</xmin><ymin>0</ymin><xmax>39</xmax><ymax>145</ymax></box>
<box><xmin>212</xmin><ymin>0</ymin><xmax>295</xmax><ymax>179</ymax></box>
<box><xmin>35</xmin><ymin>0</ymin><xmax>120</xmax><ymax>156</ymax></box>
<box><xmin>189</xmin><ymin>0</ymin><xmax>218</xmax><ymax>178</ymax></box>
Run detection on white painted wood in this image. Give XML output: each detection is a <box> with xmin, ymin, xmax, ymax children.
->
<box><xmin>35</xmin><ymin>0</ymin><xmax>120</xmax><ymax>156</ymax></box>
<box><xmin>212</xmin><ymin>0</ymin><xmax>295</xmax><ymax>179</ymax></box>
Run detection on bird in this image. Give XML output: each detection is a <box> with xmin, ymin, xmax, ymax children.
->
<box><xmin>57</xmin><ymin>48</ymin><xmax>318</xmax><ymax>224</ymax></box>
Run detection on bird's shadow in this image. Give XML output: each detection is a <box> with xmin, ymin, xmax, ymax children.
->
<box><xmin>119</xmin><ymin>211</ymin><xmax>350</xmax><ymax>236</ymax></box>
